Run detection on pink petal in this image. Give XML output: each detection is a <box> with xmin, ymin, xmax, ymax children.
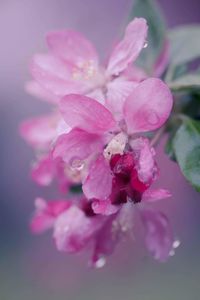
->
<box><xmin>31</xmin><ymin>54</ymin><xmax>87</xmax><ymax>96</ymax></box>
<box><xmin>130</xmin><ymin>137</ymin><xmax>158</xmax><ymax>183</ymax></box>
<box><xmin>30</xmin><ymin>214</ymin><xmax>54</xmax><ymax>234</ymax></box>
<box><xmin>142</xmin><ymin>189</ymin><xmax>171</xmax><ymax>202</ymax></box>
<box><xmin>31</xmin><ymin>154</ymin><xmax>54</xmax><ymax>186</ymax></box>
<box><xmin>30</xmin><ymin>198</ymin><xmax>71</xmax><ymax>234</ymax></box>
<box><xmin>32</xmin><ymin>155</ymin><xmax>70</xmax><ymax>193</ymax></box>
<box><xmin>19</xmin><ymin>114</ymin><xmax>57</xmax><ymax>149</ymax></box>
<box><xmin>60</xmin><ymin>94</ymin><xmax>116</xmax><ymax>134</ymax></box>
<box><xmin>153</xmin><ymin>40</ymin><xmax>169</xmax><ymax>77</ymax></box>
<box><xmin>140</xmin><ymin>209</ymin><xmax>174</xmax><ymax>262</ymax></box>
<box><xmin>54</xmin><ymin>158</ymin><xmax>70</xmax><ymax>193</ymax></box>
<box><xmin>55</xmin><ymin>119</ymin><xmax>71</xmax><ymax>137</ymax></box>
<box><xmin>83</xmin><ymin>155</ymin><xmax>113</xmax><ymax>200</ymax></box>
<box><xmin>92</xmin><ymin>215</ymin><xmax>120</xmax><ymax>266</ymax></box>
<box><xmin>123</xmin><ymin>65</ymin><xmax>147</xmax><ymax>82</ymax></box>
<box><xmin>53</xmin><ymin>206</ymin><xmax>102</xmax><ymax>253</ymax></box>
<box><xmin>53</xmin><ymin>128</ymin><xmax>103</xmax><ymax>163</ymax></box>
<box><xmin>124</xmin><ymin>78</ymin><xmax>173</xmax><ymax>134</ymax></box>
<box><xmin>87</xmin><ymin>88</ymin><xmax>105</xmax><ymax>105</ymax></box>
<box><xmin>30</xmin><ymin>198</ymin><xmax>54</xmax><ymax>234</ymax></box>
<box><xmin>92</xmin><ymin>199</ymin><xmax>120</xmax><ymax>216</ymax></box>
<box><xmin>25</xmin><ymin>81</ymin><xmax>58</xmax><ymax>103</ymax></box>
<box><xmin>106</xmin><ymin>77</ymin><xmax>137</xmax><ymax>118</ymax></box>
<box><xmin>47</xmin><ymin>30</ymin><xmax>99</xmax><ymax>66</ymax></box>
<box><xmin>46</xmin><ymin>200</ymin><xmax>72</xmax><ymax>217</ymax></box>
<box><xmin>107</xmin><ymin>18</ymin><xmax>148</xmax><ymax>76</ymax></box>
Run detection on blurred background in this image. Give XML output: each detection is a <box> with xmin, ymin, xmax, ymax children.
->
<box><xmin>0</xmin><ymin>0</ymin><xmax>200</xmax><ymax>299</ymax></box>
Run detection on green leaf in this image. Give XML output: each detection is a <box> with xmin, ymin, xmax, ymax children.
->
<box><xmin>165</xmin><ymin>134</ymin><xmax>177</xmax><ymax>162</ymax></box>
<box><xmin>173</xmin><ymin>119</ymin><xmax>200</xmax><ymax>191</ymax></box>
<box><xmin>130</xmin><ymin>0</ymin><xmax>166</xmax><ymax>74</ymax></box>
<box><xmin>69</xmin><ymin>184</ymin><xmax>82</xmax><ymax>194</ymax></box>
<box><xmin>169</xmin><ymin>73</ymin><xmax>200</xmax><ymax>91</ymax></box>
<box><xmin>168</xmin><ymin>25</ymin><xmax>200</xmax><ymax>67</ymax></box>
<box><xmin>181</xmin><ymin>93</ymin><xmax>200</xmax><ymax>119</ymax></box>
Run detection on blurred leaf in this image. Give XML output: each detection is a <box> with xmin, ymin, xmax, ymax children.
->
<box><xmin>172</xmin><ymin>64</ymin><xmax>188</xmax><ymax>80</ymax></box>
<box><xmin>165</xmin><ymin>133</ymin><xmax>177</xmax><ymax>162</ymax></box>
<box><xmin>173</xmin><ymin>118</ymin><xmax>200</xmax><ymax>192</ymax></box>
<box><xmin>69</xmin><ymin>184</ymin><xmax>82</xmax><ymax>194</ymax></box>
<box><xmin>168</xmin><ymin>25</ymin><xmax>200</xmax><ymax>67</ymax></box>
<box><xmin>169</xmin><ymin>73</ymin><xmax>200</xmax><ymax>91</ymax></box>
<box><xmin>182</xmin><ymin>93</ymin><xmax>200</xmax><ymax>119</ymax></box>
<box><xmin>130</xmin><ymin>0</ymin><xmax>166</xmax><ymax>73</ymax></box>
<box><xmin>165</xmin><ymin>119</ymin><xmax>181</xmax><ymax>162</ymax></box>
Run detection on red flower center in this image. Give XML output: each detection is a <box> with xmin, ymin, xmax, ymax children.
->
<box><xmin>110</xmin><ymin>153</ymin><xmax>150</xmax><ymax>204</ymax></box>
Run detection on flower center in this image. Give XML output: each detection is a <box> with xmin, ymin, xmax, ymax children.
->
<box><xmin>72</xmin><ymin>60</ymin><xmax>107</xmax><ymax>90</ymax></box>
<box><xmin>109</xmin><ymin>152</ymin><xmax>150</xmax><ymax>205</ymax></box>
<box><xmin>72</xmin><ymin>60</ymin><xmax>97</xmax><ymax>80</ymax></box>
<box><xmin>104</xmin><ymin>132</ymin><xmax>127</xmax><ymax>160</ymax></box>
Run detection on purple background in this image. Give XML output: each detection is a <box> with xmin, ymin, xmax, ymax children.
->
<box><xmin>0</xmin><ymin>1</ymin><xmax>200</xmax><ymax>299</ymax></box>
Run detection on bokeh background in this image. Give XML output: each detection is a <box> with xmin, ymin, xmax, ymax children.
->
<box><xmin>1</xmin><ymin>0</ymin><xmax>200</xmax><ymax>299</ymax></box>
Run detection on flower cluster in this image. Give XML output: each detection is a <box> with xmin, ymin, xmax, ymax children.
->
<box><xmin>20</xmin><ymin>18</ymin><xmax>179</xmax><ymax>267</ymax></box>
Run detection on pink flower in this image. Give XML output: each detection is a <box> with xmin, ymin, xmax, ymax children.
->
<box><xmin>140</xmin><ymin>208</ymin><xmax>174</xmax><ymax>262</ymax></box>
<box><xmin>31</xmin><ymin>197</ymin><xmax>110</xmax><ymax>260</ymax></box>
<box><xmin>20</xmin><ymin>113</ymin><xmax>59</xmax><ymax>150</ymax></box>
<box><xmin>30</xmin><ymin>197</ymin><xmax>126</xmax><ymax>265</ymax></box>
<box><xmin>31</xmin><ymin>154</ymin><xmax>55</xmax><ymax>186</ymax></box>
<box><xmin>50</xmin><ymin>79</ymin><xmax>175</xmax><ymax>263</ymax></box>
<box><xmin>20</xmin><ymin>113</ymin><xmax>72</xmax><ymax>191</ymax></box>
<box><xmin>54</xmin><ymin>205</ymin><xmax>103</xmax><ymax>253</ymax></box>
<box><xmin>24</xmin><ymin>17</ymin><xmax>179</xmax><ymax>266</ymax></box>
<box><xmin>28</xmin><ymin>18</ymin><xmax>148</xmax><ymax>117</ymax></box>
<box><xmin>20</xmin><ymin>113</ymin><xmax>71</xmax><ymax>150</ymax></box>
<box><xmin>92</xmin><ymin>187</ymin><xmax>174</xmax><ymax>262</ymax></box>
<box><xmin>30</xmin><ymin>197</ymin><xmax>72</xmax><ymax>234</ymax></box>
<box><xmin>31</xmin><ymin>154</ymin><xmax>69</xmax><ymax>193</ymax></box>
<box><xmin>31</xmin><ymin>188</ymin><xmax>175</xmax><ymax>264</ymax></box>
<box><xmin>54</xmin><ymin>77</ymin><xmax>172</xmax><ymax>200</ymax></box>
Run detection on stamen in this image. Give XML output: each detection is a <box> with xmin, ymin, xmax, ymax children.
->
<box><xmin>104</xmin><ymin>132</ymin><xmax>127</xmax><ymax>160</ymax></box>
<box><xmin>72</xmin><ymin>60</ymin><xmax>97</xmax><ymax>80</ymax></box>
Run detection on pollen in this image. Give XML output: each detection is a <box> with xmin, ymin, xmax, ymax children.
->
<box><xmin>72</xmin><ymin>60</ymin><xmax>97</xmax><ymax>80</ymax></box>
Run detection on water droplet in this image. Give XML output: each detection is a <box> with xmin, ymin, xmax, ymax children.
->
<box><xmin>94</xmin><ymin>256</ymin><xmax>106</xmax><ymax>269</ymax></box>
<box><xmin>169</xmin><ymin>249</ymin><xmax>175</xmax><ymax>257</ymax></box>
<box><xmin>143</xmin><ymin>41</ymin><xmax>148</xmax><ymax>48</ymax></box>
<box><xmin>70</xmin><ymin>157</ymin><xmax>84</xmax><ymax>171</ymax></box>
<box><xmin>121</xmin><ymin>225</ymin><xmax>127</xmax><ymax>232</ymax></box>
<box><xmin>147</xmin><ymin>110</ymin><xmax>159</xmax><ymax>125</ymax></box>
<box><xmin>173</xmin><ymin>239</ymin><xmax>181</xmax><ymax>249</ymax></box>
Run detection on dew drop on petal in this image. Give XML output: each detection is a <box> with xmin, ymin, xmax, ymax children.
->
<box><xmin>121</xmin><ymin>225</ymin><xmax>128</xmax><ymax>232</ymax></box>
<box><xmin>94</xmin><ymin>256</ymin><xmax>106</xmax><ymax>269</ymax></box>
<box><xmin>169</xmin><ymin>239</ymin><xmax>180</xmax><ymax>257</ymax></box>
<box><xmin>173</xmin><ymin>239</ymin><xmax>181</xmax><ymax>249</ymax></box>
<box><xmin>143</xmin><ymin>41</ymin><xmax>148</xmax><ymax>49</ymax></box>
<box><xmin>69</xmin><ymin>157</ymin><xmax>85</xmax><ymax>171</ymax></box>
<box><xmin>169</xmin><ymin>249</ymin><xmax>175</xmax><ymax>257</ymax></box>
